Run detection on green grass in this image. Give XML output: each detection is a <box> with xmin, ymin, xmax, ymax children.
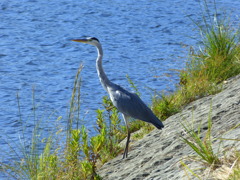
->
<box><xmin>1</xmin><ymin>64</ymin><xmax>125</xmax><ymax>179</ymax></box>
<box><xmin>176</xmin><ymin>2</ymin><xmax>240</xmax><ymax>178</ymax></box>
<box><xmin>152</xmin><ymin>2</ymin><xmax>240</xmax><ymax>120</ymax></box>
<box><xmin>0</xmin><ymin>89</ymin><xmax>61</xmax><ymax>179</ymax></box>
<box><xmin>180</xmin><ymin>111</ymin><xmax>221</xmax><ymax>169</ymax></box>
<box><xmin>180</xmin><ymin>114</ymin><xmax>240</xmax><ymax>179</ymax></box>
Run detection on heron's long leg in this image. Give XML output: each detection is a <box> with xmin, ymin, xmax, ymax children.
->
<box><xmin>122</xmin><ymin>114</ymin><xmax>130</xmax><ymax>159</ymax></box>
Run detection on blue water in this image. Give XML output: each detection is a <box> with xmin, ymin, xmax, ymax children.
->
<box><xmin>0</xmin><ymin>0</ymin><xmax>239</xmax><ymax>178</ymax></box>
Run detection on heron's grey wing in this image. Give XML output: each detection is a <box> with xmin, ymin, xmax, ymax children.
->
<box><xmin>111</xmin><ymin>87</ymin><xmax>164</xmax><ymax>129</ymax></box>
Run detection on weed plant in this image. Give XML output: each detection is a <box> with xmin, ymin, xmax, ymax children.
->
<box><xmin>1</xmin><ymin>63</ymin><xmax>152</xmax><ymax>179</ymax></box>
<box><xmin>1</xmin><ymin>64</ymin><xmax>127</xmax><ymax>179</ymax></box>
<box><xmin>180</xmin><ymin>110</ymin><xmax>221</xmax><ymax>170</ymax></box>
<box><xmin>152</xmin><ymin>1</ymin><xmax>240</xmax><ymax>120</ymax></box>
<box><xmin>180</xmin><ymin>111</ymin><xmax>240</xmax><ymax>179</ymax></box>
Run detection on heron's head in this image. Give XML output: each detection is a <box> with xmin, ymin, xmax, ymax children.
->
<box><xmin>72</xmin><ymin>37</ymin><xmax>100</xmax><ymax>46</ymax></box>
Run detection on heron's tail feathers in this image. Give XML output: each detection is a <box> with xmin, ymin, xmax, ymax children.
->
<box><xmin>139</xmin><ymin>110</ymin><xmax>164</xmax><ymax>129</ymax></box>
<box><xmin>151</xmin><ymin>118</ymin><xmax>164</xmax><ymax>129</ymax></box>
<box><xmin>148</xmin><ymin>112</ymin><xmax>164</xmax><ymax>129</ymax></box>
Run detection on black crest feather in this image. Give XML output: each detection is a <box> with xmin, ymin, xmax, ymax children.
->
<box><xmin>89</xmin><ymin>37</ymin><xmax>99</xmax><ymax>42</ymax></box>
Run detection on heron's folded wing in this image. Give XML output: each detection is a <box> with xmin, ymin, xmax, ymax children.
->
<box><xmin>113</xmin><ymin>89</ymin><xmax>153</xmax><ymax>122</ymax></box>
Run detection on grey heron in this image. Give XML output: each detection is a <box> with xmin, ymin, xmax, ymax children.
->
<box><xmin>72</xmin><ymin>37</ymin><xmax>164</xmax><ymax>159</ymax></box>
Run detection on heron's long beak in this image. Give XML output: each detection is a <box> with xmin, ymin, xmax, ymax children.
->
<box><xmin>71</xmin><ymin>39</ymin><xmax>88</xmax><ymax>43</ymax></box>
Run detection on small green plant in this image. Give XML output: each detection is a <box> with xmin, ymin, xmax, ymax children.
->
<box><xmin>180</xmin><ymin>117</ymin><xmax>240</xmax><ymax>179</ymax></box>
<box><xmin>180</xmin><ymin>160</ymin><xmax>202</xmax><ymax>180</ymax></box>
<box><xmin>38</xmin><ymin>137</ymin><xmax>59</xmax><ymax>179</ymax></box>
<box><xmin>182</xmin><ymin>0</ymin><xmax>240</xmax><ymax>84</ymax></box>
<box><xmin>0</xmin><ymin>89</ymin><xmax>61</xmax><ymax>180</ymax></box>
<box><xmin>95</xmin><ymin>96</ymin><xmax>123</xmax><ymax>162</ymax></box>
<box><xmin>152</xmin><ymin>93</ymin><xmax>180</xmax><ymax>120</ymax></box>
<box><xmin>180</xmin><ymin>111</ymin><xmax>221</xmax><ymax>169</ymax></box>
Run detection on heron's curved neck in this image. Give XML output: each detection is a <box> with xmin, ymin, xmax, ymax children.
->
<box><xmin>95</xmin><ymin>44</ymin><xmax>112</xmax><ymax>91</ymax></box>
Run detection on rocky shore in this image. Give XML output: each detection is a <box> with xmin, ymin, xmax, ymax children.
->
<box><xmin>98</xmin><ymin>75</ymin><xmax>240</xmax><ymax>180</ymax></box>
